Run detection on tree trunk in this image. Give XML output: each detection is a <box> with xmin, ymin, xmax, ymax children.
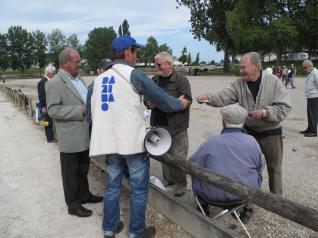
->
<box><xmin>223</xmin><ymin>39</ymin><xmax>230</xmax><ymax>73</ymax></box>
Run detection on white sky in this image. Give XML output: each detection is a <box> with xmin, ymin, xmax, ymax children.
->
<box><xmin>0</xmin><ymin>0</ymin><xmax>224</xmax><ymax>62</ymax></box>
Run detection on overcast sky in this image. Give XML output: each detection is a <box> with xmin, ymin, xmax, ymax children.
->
<box><xmin>0</xmin><ymin>0</ymin><xmax>224</xmax><ymax>62</ymax></box>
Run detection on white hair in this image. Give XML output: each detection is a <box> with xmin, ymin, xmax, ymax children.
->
<box><xmin>264</xmin><ymin>67</ymin><xmax>273</xmax><ymax>74</ymax></box>
<box><xmin>303</xmin><ymin>60</ymin><xmax>313</xmax><ymax>67</ymax></box>
<box><xmin>223</xmin><ymin>122</ymin><xmax>244</xmax><ymax>128</ymax></box>
<box><xmin>154</xmin><ymin>51</ymin><xmax>174</xmax><ymax>65</ymax></box>
<box><xmin>242</xmin><ymin>52</ymin><xmax>262</xmax><ymax>70</ymax></box>
<box><xmin>44</xmin><ymin>65</ymin><xmax>56</xmax><ymax>76</ymax></box>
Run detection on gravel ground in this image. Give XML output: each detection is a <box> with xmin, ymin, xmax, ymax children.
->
<box><xmin>1</xmin><ymin>74</ymin><xmax>318</xmax><ymax>238</ymax></box>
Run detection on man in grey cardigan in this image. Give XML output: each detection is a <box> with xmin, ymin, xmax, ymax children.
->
<box><xmin>46</xmin><ymin>48</ymin><xmax>102</xmax><ymax>218</ymax></box>
<box><xmin>196</xmin><ymin>52</ymin><xmax>292</xmax><ymax>195</ymax></box>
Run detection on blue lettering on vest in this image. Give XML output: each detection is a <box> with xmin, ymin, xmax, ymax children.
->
<box><xmin>101</xmin><ymin>75</ymin><xmax>115</xmax><ymax>111</ymax></box>
<box><xmin>101</xmin><ymin>103</ymin><xmax>108</xmax><ymax>111</ymax></box>
<box><xmin>102</xmin><ymin>85</ymin><xmax>108</xmax><ymax>93</ymax></box>
<box><xmin>101</xmin><ymin>94</ymin><xmax>108</xmax><ymax>102</ymax></box>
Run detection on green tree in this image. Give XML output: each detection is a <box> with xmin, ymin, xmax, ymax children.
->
<box><xmin>7</xmin><ymin>26</ymin><xmax>35</xmax><ymax>77</ymax></box>
<box><xmin>187</xmin><ymin>53</ymin><xmax>192</xmax><ymax>65</ymax></box>
<box><xmin>118</xmin><ymin>19</ymin><xmax>131</xmax><ymax>36</ymax></box>
<box><xmin>177</xmin><ymin>0</ymin><xmax>236</xmax><ymax>72</ymax></box>
<box><xmin>270</xmin><ymin>16</ymin><xmax>298</xmax><ymax>62</ymax></box>
<box><xmin>0</xmin><ymin>33</ymin><xmax>9</xmax><ymax>77</ymax></box>
<box><xmin>296</xmin><ymin>0</ymin><xmax>318</xmax><ymax>58</ymax></box>
<box><xmin>48</xmin><ymin>29</ymin><xmax>67</xmax><ymax>68</ymax></box>
<box><xmin>32</xmin><ymin>30</ymin><xmax>48</xmax><ymax>76</ymax></box>
<box><xmin>158</xmin><ymin>43</ymin><xmax>172</xmax><ymax>54</ymax></box>
<box><xmin>67</xmin><ymin>34</ymin><xmax>80</xmax><ymax>51</ymax></box>
<box><xmin>226</xmin><ymin>0</ymin><xmax>299</xmax><ymax>64</ymax></box>
<box><xmin>194</xmin><ymin>52</ymin><xmax>200</xmax><ymax>65</ymax></box>
<box><xmin>178</xmin><ymin>47</ymin><xmax>188</xmax><ymax>64</ymax></box>
<box><xmin>83</xmin><ymin>27</ymin><xmax>116</xmax><ymax>71</ymax></box>
<box><xmin>139</xmin><ymin>36</ymin><xmax>159</xmax><ymax>66</ymax></box>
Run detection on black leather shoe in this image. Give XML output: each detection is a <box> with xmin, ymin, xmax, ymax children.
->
<box><xmin>304</xmin><ymin>132</ymin><xmax>317</xmax><ymax>137</ymax></box>
<box><xmin>68</xmin><ymin>206</ymin><xmax>92</xmax><ymax>217</ymax></box>
<box><xmin>104</xmin><ymin>221</ymin><xmax>124</xmax><ymax>238</ymax></box>
<box><xmin>299</xmin><ymin>129</ymin><xmax>309</xmax><ymax>134</ymax></box>
<box><xmin>81</xmin><ymin>195</ymin><xmax>103</xmax><ymax>204</ymax></box>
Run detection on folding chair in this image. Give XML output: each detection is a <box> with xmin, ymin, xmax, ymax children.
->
<box><xmin>195</xmin><ymin>195</ymin><xmax>251</xmax><ymax>238</ymax></box>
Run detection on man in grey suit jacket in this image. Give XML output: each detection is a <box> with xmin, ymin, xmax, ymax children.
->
<box><xmin>46</xmin><ymin>48</ymin><xmax>102</xmax><ymax>218</ymax></box>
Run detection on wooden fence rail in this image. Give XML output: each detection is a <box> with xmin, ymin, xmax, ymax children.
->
<box><xmin>1</xmin><ymin>84</ymin><xmax>317</xmax><ymax>233</ymax></box>
<box><xmin>152</xmin><ymin>156</ymin><xmax>318</xmax><ymax>232</ymax></box>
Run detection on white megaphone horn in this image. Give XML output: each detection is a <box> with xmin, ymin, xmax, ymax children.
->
<box><xmin>144</xmin><ymin>127</ymin><xmax>172</xmax><ymax>157</ymax></box>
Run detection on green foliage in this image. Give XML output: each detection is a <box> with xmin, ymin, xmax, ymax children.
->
<box><xmin>32</xmin><ymin>30</ymin><xmax>47</xmax><ymax>74</ymax></box>
<box><xmin>187</xmin><ymin>53</ymin><xmax>192</xmax><ymax>65</ymax></box>
<box><xmin>6</xmin><ymin>26</ymin><xmax>35</xmax><ymax>76</ymax></box>
<box><xmin>178</xmin><ymin>47</ymin><xmax>188</xmax><ymax>64</ymax></box>
<box><xmin>194</xmin><ymin>52</ymin><xmax>200</xmax><ymax>65</ymax></box>
<box><xmin>83</xmin><ymin>27</ymin><xmax>116</xmax><ymax>71</ymax></box>
<box><xmin>48</xmin><ymin>29</ymin><xmax>67</xmax><ymax>67</ymax></box>
<box><xmin>0</xmin><ymin>33</ymin><xmax>9</xmax><ymax>73</ymax></box>
<box><xmin>118</xmin><ymin>19</ymin><xmax>131</xmax><ymax>36</ymax></box>
<box><xmin>296</xmin><ymin>0</ymin><xmax>318</xmax><ymax>57</ymax></box>
<box><xmin>178</xmin><ymin>0</ymin><xmax>317</xmax><ymax>67</ymax></box>
<box><xmin>67</xmin><ymin>34</ymin><xmax>81</xmax><ymax>51</ymax></box>
<box><xmin>138</xmin><ymin>36</ymin><xmax>159</xmax><ymax>66</ymax></box>
<box><xmin>158</xmin><ymin>43</ymin><xmax>172</xmax><ymax>54</ymax></box>
<box><xmin>177</xmin><ymin>0</ymin><xmax>236</xmax><ymax>72</ymax></box>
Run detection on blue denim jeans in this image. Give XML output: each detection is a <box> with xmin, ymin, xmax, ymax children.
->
<box><xmin>103</xmin><ymin>153</ymin><xmax>149</xmax><ymax>237</ymax></box>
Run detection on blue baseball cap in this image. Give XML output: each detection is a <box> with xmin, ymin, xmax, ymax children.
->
<box><xmin>111</xmin><ymin>36</ymin><xmax>144</xmax><ymax>53</ymax></box>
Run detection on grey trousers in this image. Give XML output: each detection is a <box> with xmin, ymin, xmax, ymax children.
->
<box><xmin>255</xmin><ymin>135</ymin><xmax>283</xmax><ymax>195</ymax></box>
<box><xmin>162</xmin><ymin>129</ymin><xmax>189</xmax><ymax>187</ymax></box>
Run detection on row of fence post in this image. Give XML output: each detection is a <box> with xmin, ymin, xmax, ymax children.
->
<box><xmin>0</xmin><ymin>85</ymin><xmax>34</xmax><ymax>117</ymax></box>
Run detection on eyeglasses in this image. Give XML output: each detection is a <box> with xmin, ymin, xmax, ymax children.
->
<box><xmin>155</xmin><ymin>62</ymin><xmax>169</xmax><ymax>68</ymax></box>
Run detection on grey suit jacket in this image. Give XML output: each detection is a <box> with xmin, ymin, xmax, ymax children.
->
<box><xmin>45</xmin><ymin>70</ymin><xmax>90</xmax><ymax>153</ymax></box>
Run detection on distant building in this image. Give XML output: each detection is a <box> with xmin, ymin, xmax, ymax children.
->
<box><xmin>263</xmin><ymin>52</ymin><xmax>309</xmax><ymax>62</ymax></box>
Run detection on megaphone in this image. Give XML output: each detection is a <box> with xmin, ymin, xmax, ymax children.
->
<box><xmin>144</xmin><ymin>127</ymin><xmax>172</xmax><ymax>157</ymax></box>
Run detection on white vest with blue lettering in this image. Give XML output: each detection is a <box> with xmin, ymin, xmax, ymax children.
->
<box><xmin>89</xmin><ymin>63</ymin><xmax>146</xmax><ymax>156</ymax></box>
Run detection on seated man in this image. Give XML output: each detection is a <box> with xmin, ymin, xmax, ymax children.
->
<box><xmin>190</xmin><ymin>104</ymin><xmax>264</xmax><ymax>217</ymax></box>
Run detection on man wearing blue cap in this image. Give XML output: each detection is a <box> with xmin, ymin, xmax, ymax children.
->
<box><xmin>88</xmin><ymin>35</ymin><xmax>190</xmax><ymax>238</ymax></box>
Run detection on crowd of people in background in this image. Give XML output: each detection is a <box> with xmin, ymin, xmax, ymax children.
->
<box><xmin>273</xmin><ymin>64</ymin><xmax>297</xmax><ymax>89</ymax></box>
<box><xmin>30</xmin><ymin>34</ymin><xmax>318</xmax><ymax>238</ymax></box>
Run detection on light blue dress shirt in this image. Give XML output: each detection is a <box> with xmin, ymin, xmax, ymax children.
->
<box><xmin>71</xmin><ymin>76</ymin><xmax>88</xmax><ymax>102</ymax></box>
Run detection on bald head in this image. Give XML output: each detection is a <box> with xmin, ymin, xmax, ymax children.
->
<box><xmin>59</xmin><ymin>48</ymin><xmax>81</xmax><ymax>77</ymax></box>
<box><xmin>303</xmin><ymin>60</ymin><xmax>313</xmax><ymax>74</ymax></box>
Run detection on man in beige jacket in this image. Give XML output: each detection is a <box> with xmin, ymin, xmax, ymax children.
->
<box><xmin>196</xmin><ymin>52</ymin><xmax>292</xmax><ymax>195</ymax></box>
<box><xmin>46</xmin><ymin>48</ymin><xmax>102</xmax><ymax>218</ymax></box>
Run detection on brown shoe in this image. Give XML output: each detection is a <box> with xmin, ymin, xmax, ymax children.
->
<box><xmin>48</xmin><ymin>138</ymin><xmax>58</xmax><ymax>143</ymax></box>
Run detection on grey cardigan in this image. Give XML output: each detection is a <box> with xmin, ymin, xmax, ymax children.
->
<box><xmin>207</xmin><ymin>73</ymin><xmax>292</xmax><ymax>132</ymax></box>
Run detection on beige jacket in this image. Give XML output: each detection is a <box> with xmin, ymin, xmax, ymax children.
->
<box><xmin>46</xmin><ymin>70</ymin><xmax>90</xmax><ymax>153</ymax></box>
<box><xmin>207</xmin><ymin>73</ymin><xmax>292</xmax><ymax>132</ymax></box>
